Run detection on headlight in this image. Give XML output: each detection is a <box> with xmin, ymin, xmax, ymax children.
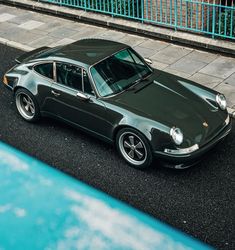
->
<box><xmin>170</xmin><ymin>127</ymin><xmax>183</xmax><ymax>145</ymax></box>
<box><xmin>216</xmin><ymin>94</ymin><xmax>227</xmax><ymax>110</ymax></box>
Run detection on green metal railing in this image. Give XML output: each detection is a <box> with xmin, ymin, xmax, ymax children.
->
<box><xmin>40</xmin><ymin>0</ymin><xmax>235</xmax><ymax>40</ymax></box>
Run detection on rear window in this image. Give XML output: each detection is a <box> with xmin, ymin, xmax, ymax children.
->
<box><xmin>34</xmin><ymin>63</ymin><xmax>53</xmax><ymax>80</ymax></box>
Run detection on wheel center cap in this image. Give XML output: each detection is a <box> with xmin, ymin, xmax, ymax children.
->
<box><xmin>131</xmin><ymin>145</ymin><xmax>135</xmax><ymax>151</ymax></box>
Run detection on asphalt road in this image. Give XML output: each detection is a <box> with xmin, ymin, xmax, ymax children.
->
<box><xmin>0</xmin><ymin>44</ymin><xmax>234</xmax><ymax>250</ymax></box>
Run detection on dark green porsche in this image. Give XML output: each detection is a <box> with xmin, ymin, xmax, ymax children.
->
<box><xmin>3</xmin><ymin>39</ymin><xmax>232</xmax><ymax>169</ymax></box>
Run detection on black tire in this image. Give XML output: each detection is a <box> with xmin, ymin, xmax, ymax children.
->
<box><xmin>116</xmin><ymin>128</ymin><xmax>153</xmax><ymax>169</ymax></box>
<box><xmin>15</xmin><ymin>88</ymin><xmax>40</xmax><ymax>122</ymax></box>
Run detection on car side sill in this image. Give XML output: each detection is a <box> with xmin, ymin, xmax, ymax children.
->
<box><xmin>41</xmin><ymin>111</ymin><xmax>114</xmax><ymax>144</ymax></box>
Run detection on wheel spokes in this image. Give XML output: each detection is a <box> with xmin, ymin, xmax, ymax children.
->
<box><xmin>128</xmin><ymin>135</ymin><xmax>135</xmax><ymax>146</ymax></box>
<box><xmin>24</xmin><ymin>103</ymin><xmax>30</xmax><ymax>111</ymax></box>
<box><xmin>123</xmin><ymin>135</ymin><xmax>145</xmax><ymax>161</ymax></box>
<box><xmin>128</xmin><ymin>149</ymin><xmax>135</xmax><ymax>158</ymax></box>
<box><xmin>135</xmin><ymin>142</ymin><xmax>143</xmax><ymax>149</ymax></box>
<box><xmin>29</xmin><ymin>105</ymin><xmax>35</xmax><ymax>114</ymax></box>
<box><xmin>119</xmin><ymin>132</ymin><xmax>147</xmax><ymax>165</ymax></box>
<box><xmin>135</xmin><ymin>149</ymin><xmax>143</xmax><ymax>159</ymax></box>
<box><xmin>22</xmin><ymin>95</ymin><xmax>34</xmax><ymax>114</ymax></box>
<box><xmin>124</xmin><ymin>141</ymin><xmax>132</xmax><ymax>148</ymax></box>
<box><xmin>22</xmin><ymin>97</ymin><xmax>28</xmax><ymax>104</ymax></box>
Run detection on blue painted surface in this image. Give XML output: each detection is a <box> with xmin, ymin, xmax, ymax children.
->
<box><xmin>0</xmin><ymin>141</ymin><xmax>213</xmax><ymax>250</ymax></box>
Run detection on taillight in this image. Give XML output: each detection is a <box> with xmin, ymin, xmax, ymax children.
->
<box><xmin>3</xmin><ymin>75</ymin><xmax>8</xmax><ymax>85</ymax></box>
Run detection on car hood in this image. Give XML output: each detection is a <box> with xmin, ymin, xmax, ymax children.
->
<box><xmin>108</xmin><ymin>71</ymin><xmax>227</xmax><ymax>147</ymax></box>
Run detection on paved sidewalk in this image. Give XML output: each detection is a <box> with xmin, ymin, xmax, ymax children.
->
<box><xmin>0</xmin><ymin>4</ymin><xmax>235</xmax><ymax>116</ymax></box>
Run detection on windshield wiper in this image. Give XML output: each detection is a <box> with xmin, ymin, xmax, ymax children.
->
<box><xmin>126</xmin><ymin>71</ymin><xmax>153</xmax><ymax>91</ymax></box>
<box><xmin>126</xmin><ymin>77</ymin><xmax>144</xmax><ymax>91</ymax></box>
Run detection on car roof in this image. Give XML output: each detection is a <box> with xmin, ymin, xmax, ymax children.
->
<box><xmin>39</xmin><ymin>39</ymin><xmax>129</xmax><ymax>66</ymax></box>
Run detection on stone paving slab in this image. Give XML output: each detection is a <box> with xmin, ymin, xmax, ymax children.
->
<box><xmin>168</xmin><ymin>58</ymin><xmax>207</xmax><ymax>75</ymax></box>
<box><xmin>189</xmin><ymin>73</ymin><xmax>223</xmax><ymax>89</ymax></box>
<box><xmin>134</xmin><ymin>46</ymin><xmax>157</xmax><ymax>58</ymax></box>
<box><xmin>119</xmin><ymin>34</ymin><xmax>147</xmax><ymax>47</ymax></box>
<box><xmin>0</xmin><ymin>13</ymin><xmax>15</xmax><ymax>22</ymax></box>
<box><xmin>183</xmin><ymin>50</ymin><xmax>218</xmax><ymax>64</ymax></box>
<box><xmin>162</xmin><ymin>68</ymin><xmax>192</xmax><ymax>79</ymax></box>
<box><xmin>150</xmin><ymin>45</ymin><xmax>193</xmax><ymax>65</ymax></box>
<box><xmin>69</xmin><ymin>25</ymin><xmax>106</xmax><ymax>40</ymax></box>
<box><xmin>223</xmin><ymin>73</ymin><xmax>235</xmax><ymax>86</ymax></box>
<box><xmin>52</xmin><ymin>38</ymin><xmax>75</xmax><ymax>47</ymax></box>
<box><xmin>37</xmin><ymin>20</ymin><xmax>64</xmax><ymax>33</ymax></box>
<box><xmin>28</xmin><ymin>35</ymin><xmax>61</xmax><ymax>48</ymax></box>
<box><xmin>0</xmin><ymin>22</ymin><xmax>16</xmax><ymax>34</ymax></box>
<box><xmin>7</xmin><ymin>13</ymin><xmax>35</xmax><ymax>25</ymax></box>
<box><xmin>30</xmin><ymin>28</ymin><xmax>49</xmax><ymax>36</ymax></box>
<box><xmin>199</xmin><ymin>56</ymin><xmax>235</xmax><ymax>79</ymax></box>
<box><xmin>137</xmin><ymin>39</ymin><xmax>169</xmax><ymax>51</ymax></box>
<box><xmin>18</xmin><ymin>20</ymin><xmax>44</xmax><ymax>30</ymax></box>
<box><xmin>0</xmin><ymin>3</ymin><xmax>234</xmax><ymax>115</ymax></box>
<box><xmin>97</xmin><ymin>30</ymin><xmax>126</xmax><ymax>41</ymax></box>
<box><xmin>215</xmin><ymin>83</ymin><xmax>235</xmax><ymax>107</ymax></box>
<box><xmin>151</xmin><ymin>61</ymin><xmax>169</xmax><ymax>71</ymax></box>
<box><xmin>48</xmin><ymin>27</ymin><xmax>78</xmax><ymax>39</ymax></box>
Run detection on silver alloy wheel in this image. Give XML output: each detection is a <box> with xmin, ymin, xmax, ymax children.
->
<box><xmin>119</xmin><ymin>132</ymin><xmax>147</xmax><ymax>166</ymax></box>
<box><xmin>16</xmin><ymin>92</ymin><xmax>35</xmax><ymax>120</ymax></box>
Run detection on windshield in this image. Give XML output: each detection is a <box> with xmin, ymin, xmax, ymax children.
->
<box><xmin>90</xmin><ymin>48</ymin><xmax>152</xmax><ymax>97</ymax></box>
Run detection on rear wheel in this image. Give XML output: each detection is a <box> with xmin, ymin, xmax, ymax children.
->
<box><xmin>15</xmin><ymin>88</ymin><xmax>40</xmax><ymax>122</ymax></box>
<box><xmin>116</xmin><ymin>128</ymin><xmax>153</xmax><ymax>169</ymax></box>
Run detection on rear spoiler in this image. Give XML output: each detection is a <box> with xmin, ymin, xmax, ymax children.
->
<box><xmin>15</xmin><ymin>46</ymin><xmax>50</xmax><ymax>64</ymax></box>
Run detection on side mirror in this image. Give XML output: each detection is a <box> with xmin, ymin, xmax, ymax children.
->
<box><xmin>76</xmin><ymin>92</ymin><xmax>90</xmax><ymax>101</ymax></box>
<box><xmin>144</xmin><ymin>58</ymin><xmax>153</xmax><ymax>65</ymax></box>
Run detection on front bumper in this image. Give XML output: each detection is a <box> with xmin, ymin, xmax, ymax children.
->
<box><xmin>154</xmin><ymin>118</ymin><xmax>232</xmax><ymax>169</ymax></box>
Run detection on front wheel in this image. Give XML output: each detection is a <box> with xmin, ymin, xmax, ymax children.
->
<box><xmin>116</xmin><ymin>128</ymin><xmax>153</xmax><ymax>169</ymax></box>
<box><xmin>15</xmin><ymin>88</ymin><xmax>40</xmax><ymax>122</ymax></box>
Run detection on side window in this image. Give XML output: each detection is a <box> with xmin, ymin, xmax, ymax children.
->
<box><xmin>34</xmin><ymin>63</ymin><xmax>53</xmax><ymax>80</ymax></box>
<box><xmin>56</xmin><ymin>63</ymin><xmax>82</xmax><ymax>91</ymax></box>
<box><xmin>83</xmin><ymin>70</ymin><xmax>94</xmax><ymax>95</ymax></box>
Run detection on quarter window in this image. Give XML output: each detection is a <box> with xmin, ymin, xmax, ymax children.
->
<box><xmin>34</xmin><ymin>63</ymin><xmax>53</xmax><ymax>80</ymax></box>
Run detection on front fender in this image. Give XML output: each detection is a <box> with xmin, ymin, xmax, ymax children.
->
<box><xmin>114</xmin><ymin>115</ymin><xmax>172</xmax><ymax>152</ymax></box>
<box><xmin>177</xmin><ymin>79</ymin><xmax>219</xmax><ymax>109</ymax></box>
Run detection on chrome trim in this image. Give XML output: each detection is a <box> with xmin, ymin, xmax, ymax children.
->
<box><xmin>170</xmin><ymin>127</ymin><xmax>183</xmax><ymax>146</ymax></box>
<box><xmin>216</xmin><ymin>94</ymin><xmax>227</xmax><ymax>110</ymax></box>
<box><xmin>76</xmin><ymin>91</ymin><xmax>90</xmax><ymax>101</ymax></box>
<box><xmin>53</xmin><ymin>61</ymin><xmax>56</xmax><ymax>82</ymax></box>
<box><xmin>164</xmin><ymin>144</ymin><xmax>199</xmax><ymax>155</ymax></box>
<box><xmin>144</xmin><ymin>58</ymin><xmax>152</xmax><ymax>65</ymax></box>
<box><xmin>225</xmin><ymin>114</ymin><xmax>230</xmax><ymax>125</ymax></box>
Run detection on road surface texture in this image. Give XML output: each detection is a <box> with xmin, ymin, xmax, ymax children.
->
<box><xmin>0</xmin><ymin>44</ymin><xmax>234</xmax><ymax>249</ymax></box>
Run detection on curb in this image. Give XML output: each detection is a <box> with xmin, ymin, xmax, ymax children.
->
<box><xmin>0</xmin><ymin>37</ymin><xmax>33</xmax><ymax>51</ymax></box>
<box><xmin>1</xmin><ymin>0</ymin><xmax>235</xmax><ymax>56</ymax></box>
<box><xmin>227</xmin><ymin>108</ymin><xmax>235</xmax><ymax>118</ymax></box>
<box><xmin>1</xmin><ymin>36</ymin><xmax>235</xmax><ymax>118</ymax></box>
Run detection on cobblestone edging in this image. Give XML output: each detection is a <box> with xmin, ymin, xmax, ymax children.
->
<box><xmin>1</xmin><ymin>0</ymin><xmax>235</xmax><ymax>56</ymax></box>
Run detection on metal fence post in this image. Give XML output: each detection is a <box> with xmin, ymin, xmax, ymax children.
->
<box><xmin>175</xmin><ymin>0</ymin><xmax>178</xmax><ymax>30</ymax></box>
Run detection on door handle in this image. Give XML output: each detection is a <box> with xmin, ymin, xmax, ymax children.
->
<box><xmin>51</xmin><ymin>90</ymin><xmax>60</xmax><ymax>97</ymax></box>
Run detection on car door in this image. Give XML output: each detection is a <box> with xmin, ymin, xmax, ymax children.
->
<box><xmin>49</xmin><ymin>62</ymin><xmax>110</xmax><ymax>139</ymax></box>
